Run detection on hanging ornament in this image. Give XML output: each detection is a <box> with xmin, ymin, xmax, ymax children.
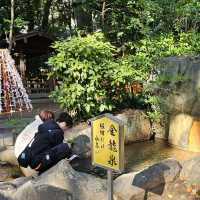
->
<box><xmin>0</xmin><ymin>49</ymin><xmax>32</xmax><ymax>113</ymax></box>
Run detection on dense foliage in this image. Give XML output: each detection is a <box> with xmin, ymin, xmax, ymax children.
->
<box><xmin>1</xmin><ymin>0</ymin><xmax>200</xmax><ymax>120</ymax></box>
<box><xmin>49</xmin><ymin>31</ymin><xmax>200</xmax><ymax>119</ymax></box>
<box><xmin>48</xmin><ymin>33</ymin><xmax>140</xmax><ymax>119</ymax></box>
<box><xmin>1</xmin><ymin>0</ymin><xmax>200</xmax><ymax>40</ymax></box>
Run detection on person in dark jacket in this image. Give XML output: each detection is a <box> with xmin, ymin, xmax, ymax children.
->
<box><xmin>18</xmin><ymin>112</ymin><xmax>74</xmax><ymax>174</ymax></box>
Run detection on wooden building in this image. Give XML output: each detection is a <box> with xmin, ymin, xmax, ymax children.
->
<box><xmin>13</xmin><ymin>31</ymin><xmax>55</xmax><ymax>98</ymax></box>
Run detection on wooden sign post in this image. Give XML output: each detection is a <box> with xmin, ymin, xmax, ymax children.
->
<box><xmin>91</xmin><ymin>113</ymin><xmax>125</xmax><ymax>200</ymax></box>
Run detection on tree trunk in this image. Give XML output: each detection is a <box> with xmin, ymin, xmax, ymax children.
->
<box><xmin>41</xmin><ymin>0</ymin><xmax>52</xmax><ymax>31</ymax></box>
<box><xmin>9</xmin><ymin>0</ymin><xmax>14</xmax><ymax>51</ymax></box>
<box><xmin>101</xmin><ymin>0</ymin><xmax>106</xmax><ymax>29</ymax></box>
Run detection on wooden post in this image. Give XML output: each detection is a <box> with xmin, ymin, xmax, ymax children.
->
<box><xmin>19</xmin><ymin>53</ymin><xmax>26</xmax><ymax>78</ymax></box>
<box><xmin>108</xmin><ymin>169</ymin><xmax>113</xmax><ymax>200</ymax></box>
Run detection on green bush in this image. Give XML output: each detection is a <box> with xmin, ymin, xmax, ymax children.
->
<box><xmin>48</xmin><ymin>33</ymin><xmax>137</xmax><ymax>119</ymax></box>
<box><xmin>48</xmin><ymin>31</ymin><xmax>200</xmax><ymax>121</ymax></box>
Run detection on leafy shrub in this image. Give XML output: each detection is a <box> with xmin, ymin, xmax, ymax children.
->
<box><xmin>48</xmin><ymin>31</ymin><xmax>200</xmax><ymax>121</ymax></box>
<box><xmin>48</xmin><ymin>33</ymin><xmax>137</xmax><ymax>119</ymax></box>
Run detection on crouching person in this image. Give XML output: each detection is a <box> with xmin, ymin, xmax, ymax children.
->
<box><xmin>18</xmin><ymin>112</ymin><xmax>74</xmax><ymax>174</ymax></box>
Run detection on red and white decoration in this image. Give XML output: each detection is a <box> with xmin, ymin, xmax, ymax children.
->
<box><xmin>0</xmin><ymin>49</ymin><xmax>32</xmax><ymax>113</ymax></box>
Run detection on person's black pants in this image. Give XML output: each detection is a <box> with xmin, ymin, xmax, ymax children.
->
<box><xmin>30</xmin><ymin>143</ymin><xmax>71</xmax><ymax>173</ymax></box>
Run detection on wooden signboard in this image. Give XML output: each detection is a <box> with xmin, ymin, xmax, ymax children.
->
<box><xmin>91</xmin><ymin>113</ymin><xmax>124</xmax><ymax>171</ymax></box>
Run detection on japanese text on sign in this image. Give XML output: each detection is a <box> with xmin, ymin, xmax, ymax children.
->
<box><xmin>92</xmin><ymin>115</ymin><xmax>124</xmax><ymax>171</ymax></box>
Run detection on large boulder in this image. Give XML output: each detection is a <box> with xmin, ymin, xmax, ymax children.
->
<box><xmin>1</xmin><ymin>157</ymin><xmax>198</xmax><ymax>200</ymax></box>
<box><xmin>180</xmin><ymin>156</ymin><xmax>200</xmax><ymax>186</ymax></box>
<box><xmin>0</xmin><ymin>177</ymin><xmax>31</xmax><ymax>199</ymax></box>
<box><xmin>71</xmin><ymin>135</ymin><xmax>91</xmax><ymax>158</ymax></box>
<box><xmin>0</xmin><ymin>147</ymin><xmax>18</xmax><ymax>166</ymax></box>
<box><xmin>0</xmin><ymin>146</ymin><xmax>38</xmax><ymax>177</ymax></box>
<box><xmin>0</xmin><ymin>177</ymin><xmax>31</xmax><ymax>191</ymax></box>
<box><xmin>64</xmin><ymin>109</ymin><xmax>151</xmax><ymax>145</ymax></box>
<box><xmin>158</xmin><ymin>56</ymin><xmax>200</xmax><ymax>152</ymax></box>
<box><xmin>116</xmin><ymin>109</ymin><xmax>151</xmax><ymax>143</ymax></box>
<box><xmin>159</xmin><ymin>56</ymin><xmax>200</xmax><ymax>115</ymax></box>
<box><xmin>8</xmin><ymin>159</ymin><xmax>107</xmax><ymax>200</ymax></box>
<box><xmin>168</xmin><ymin>110</ymin><xmax>200</xmax><ymax>153</ymax></box>
<box><xmin>168</xmin><ymin>114</ymin><xmax>193</xmax><ymax>149</ymax></box>
<box><xmin>114</xmin><ymin>159</ymin><xmax>182</xmax><ymax>200</ymax></box>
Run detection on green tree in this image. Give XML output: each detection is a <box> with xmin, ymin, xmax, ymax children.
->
<box><xmin>175</xmin><ymin>0</ymin><xmax>200</xmax><ymax>32</ymax></box>
<box><xmin>48</xmin><ymin>33</ymin><xmax>138</xmax><ymax>119</ymax></box>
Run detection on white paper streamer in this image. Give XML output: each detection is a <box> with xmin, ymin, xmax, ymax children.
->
<box><xmin>0</xmin><ymin>49</ymin><xmax>32</xmax><ymax>113</ymax></box>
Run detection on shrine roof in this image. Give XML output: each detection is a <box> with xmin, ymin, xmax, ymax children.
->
<box><xmin>14</xmin><ymin>31</ymin><xmax>55</xmax><ymax>56</ymax></box>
